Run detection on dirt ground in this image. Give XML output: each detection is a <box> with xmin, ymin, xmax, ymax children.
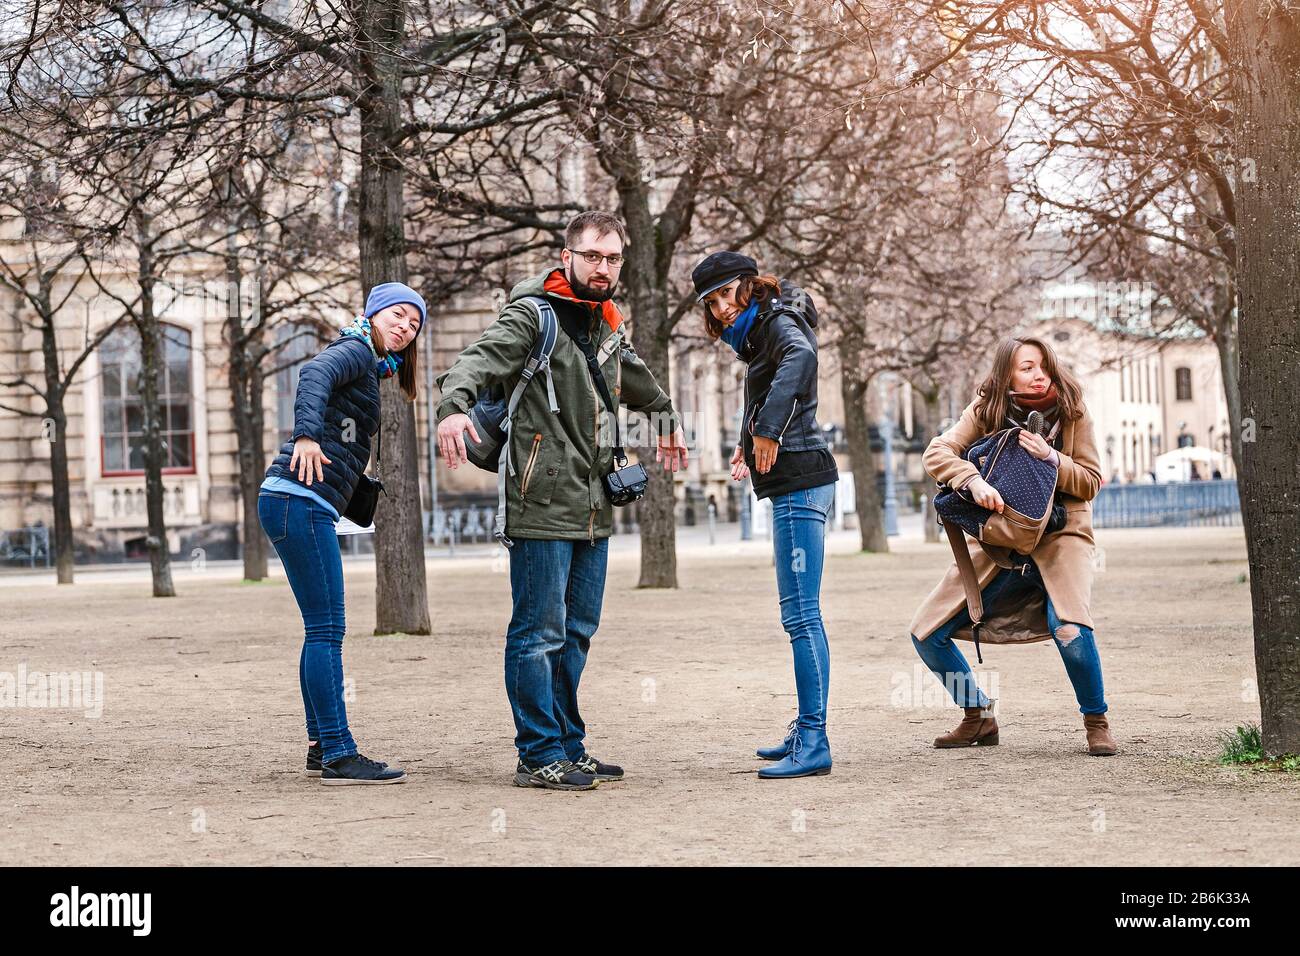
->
<box><xmin>3</xmin><ymin>523</ymin><xmax>1296</xmax><ymax>866</ymax></box>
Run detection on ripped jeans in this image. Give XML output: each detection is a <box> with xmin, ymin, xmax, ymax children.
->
<box><xmin>910</xmin><ymin>560</ymin><xmax>1108</xmax><ymax>715</ymax></box>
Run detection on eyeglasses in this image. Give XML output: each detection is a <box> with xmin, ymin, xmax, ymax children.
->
<box><xmin>568</xmin><ymin>249</ymin><xmax>625</xmax><ymax>268</ymax></box>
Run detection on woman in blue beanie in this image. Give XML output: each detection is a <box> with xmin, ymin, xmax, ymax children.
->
<box><xmin>258</xmin><ymin>281</ymin><xmax>425</xmax><ymax>785</ymax></box>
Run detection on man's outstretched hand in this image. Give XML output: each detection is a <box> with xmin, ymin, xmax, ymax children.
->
<box><xmin>437</xmin><ymin>412</ymin><xmax>480</xmax><ymax>469</ymax></box>
<box><xmin>656</xmin><ymin>427</ymin><xmax>689</xmax><ymax>472</ymax></box>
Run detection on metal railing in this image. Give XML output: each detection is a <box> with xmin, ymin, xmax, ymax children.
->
<box><xmin>1091</xmin><ymin>479</ymin><xmax>1241</xmax><ymax>528</ymax></box>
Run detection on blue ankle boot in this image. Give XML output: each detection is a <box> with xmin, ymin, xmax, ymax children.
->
<box><xmin>756</xmin><ymin>719</ymin><xmax>798</xmax><ymax>760</ymax></box>
<box><xmin>757</xmin><ymin>725</ymin><xmax>831</xmax><ymax>779</ymax></box>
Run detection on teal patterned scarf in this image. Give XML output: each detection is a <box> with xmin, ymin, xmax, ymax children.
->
<box><xmin>340</xmin><ymin>315</ymin><xmax>401</xmax><ymax>379</ymax></box>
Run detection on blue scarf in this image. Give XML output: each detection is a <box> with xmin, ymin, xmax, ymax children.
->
<box><xmin>720</xmin><ymin>300</ymin><xmax>759</xmax><ymax>355</ymax></box>
<box><xmin>340</xmin><ymin>315</ymin><xmax>401</xmax><ymax>379</ymax></box>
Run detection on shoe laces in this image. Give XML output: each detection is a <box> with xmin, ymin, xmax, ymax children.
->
<box><xmin>354</xmin><ymin>754</ymin><xmax>386</xmax><ymax>770</ymax></box>
<box><xmin>538</xmin><ymin>759</ymin><xmax>576</xmax><ymax>782</ymax></box>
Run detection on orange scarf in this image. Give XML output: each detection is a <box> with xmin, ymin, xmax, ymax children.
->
<box><xmin>543</xmin><ymin>269</ymin><xmax>623</xmax><ymax>333</ymax></box>
<box><xmin>1009</xmin><ymin>382</ymin><xmax>1059</xmax><ymax>412</ymax></box>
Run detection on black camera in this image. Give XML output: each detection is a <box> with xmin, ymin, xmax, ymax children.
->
<box><xmin>604</xmin><ymin>457</ymin><xmax>648</xmax><ymax>506</ymax></box>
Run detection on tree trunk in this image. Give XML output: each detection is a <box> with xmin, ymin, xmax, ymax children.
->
<box><xmin>134</xmin><ymin>214</ymin><xmax>175</xmax><ymax>597</ymax></box>
<box><xmin>38</xmin><ymin>297</ymin><xmax>75</xmax><ymax>583</ymax></box>
<box><xmin>225</xmin><ymin>242</ymin><xmax>268</xmax><ymax>581</ymax></box>
<box><xmin>630</xmin><ymin>300</ymin><xmax>678</xmax><ymax>590</ymax></box>
<box><xmin>841</xmin><ymin>367</ymin><xmax>888</xmax><ymax>553</ymax></box>
<box><xmin>354</xmin><ymin>0</ymin><xmax>430</xmax><ymax>635</ymax></box>
<box><xmin>1228</xmin><ymin>1</ymin><xmax>1300</xmax><ymax>756</ymax></box>
<box><xmin>620</xmin><ymin>191</ymin><xmax>678</xmax><ymax>589</ymax></box>
<box><xmin>917</xmin><ymin>384</ymin><xmax>941</xmax><ymax>544</ymax></box>
<box><xmin>47</xmin><ymin>403</ymin><xmax>75</xmax><ymax>584</ymax></box>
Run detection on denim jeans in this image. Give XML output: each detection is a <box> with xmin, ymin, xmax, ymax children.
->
<box><xmin>505</xmin><ymin>536</ymin><xmax>609</xmax><ymax>768</ymax></box>
<box><xmin>770</xmin><ymin>481</ymin><xmax>836</xmax><ymax>731</ymax></box>
<box><xmin>258</xmin><ymin>491</ymin><xmax>358</xmax><ymax>764</ymax></box>
<box><xmin>910</xmin><ymin>560</ymin><xmax>1108</xmax><ymax>714</ymax></box>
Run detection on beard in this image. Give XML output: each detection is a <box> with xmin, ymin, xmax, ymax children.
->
<box><xmin>568</xmin><ymin>263</ymin><xmax>616</xmax><ymax>302</ymax></box>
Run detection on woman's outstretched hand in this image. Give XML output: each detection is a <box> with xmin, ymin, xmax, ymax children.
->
<box><xmin>290</xmin><ymin>438</ymin><xmax>331</xmax><ymax>487</ymax></box>
<box><xmin>729</xmin><ymin>444</ymin><xmax>749</xmax><ymax>481</ymax></box>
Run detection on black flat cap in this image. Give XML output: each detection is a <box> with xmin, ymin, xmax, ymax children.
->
<box><xmin>692</xmin><ymin>251</ymin><xmax>759</xmax><ymax>302</ymax></box>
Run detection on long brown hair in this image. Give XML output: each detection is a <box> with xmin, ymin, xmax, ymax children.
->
<box><xmin>368</xmin><ymin>318</ymin><xmax>419</xmax><ymax>401</ymax></box>
<box><xmin>703</xmin><ymin>273</ymin><xmax>783</xmax><ymax>341</ymax></box>
<box><xmin>972</xmin><ymin>335</ymin><xmax>1084</xmax><ymax>434</ymax></box>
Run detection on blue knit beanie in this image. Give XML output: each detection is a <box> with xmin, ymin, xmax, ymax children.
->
<box><xmin>364</xmin><ymin>282</ymin><xmax>426</xmax><ymax>333</ymax></box>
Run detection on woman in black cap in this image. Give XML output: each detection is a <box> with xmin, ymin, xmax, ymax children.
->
<box><xmin>693</xmin><ymin>251</ymin><xmax>839</xmax><ymax>779</ymax></box>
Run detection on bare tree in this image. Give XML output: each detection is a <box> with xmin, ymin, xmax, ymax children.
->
<box><xmin>879</xmin><ymin>0</ymin><xmax>1247</xmax><ymax>474</ymax></box>
<box><xmin>0</xmin><ymin>199</ymin><xmax>125</xmax><ymax>583</ymax></box>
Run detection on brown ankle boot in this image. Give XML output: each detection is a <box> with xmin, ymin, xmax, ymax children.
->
<box><xmin>934</xmin><ymin>707</ymin><xmax>999</xmax><ymax>748</ymax></box>
<box><xmin>1084</xmin><ymin>713</ymin><xmax>1117</xmax><ymax>756</ymax></box>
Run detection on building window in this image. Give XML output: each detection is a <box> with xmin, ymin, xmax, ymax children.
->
<box><xmin>99</xmin><ymin>323</ymin><xmax>194</xmax><ymax>475</ymax></box>
<box><xmin>1175</xmin><ymin>366</ymin><xmax>1192</xmax><ymax>401</ymax></box>
<box><xmin>275</xmin><ymin>322</ymin><xmax>322</xmax><ymax>445</ymax></box>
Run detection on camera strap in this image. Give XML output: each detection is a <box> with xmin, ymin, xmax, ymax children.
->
<box><xmin>557</xmin><ymin>306</ymin><xmax>627</xmax><ymax>466</ymax></box>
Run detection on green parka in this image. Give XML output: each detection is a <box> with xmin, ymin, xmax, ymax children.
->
<box><xmin>434</xmin><ymin>271</ymin><xmax>680</xmax><ymax>543</ymax></box>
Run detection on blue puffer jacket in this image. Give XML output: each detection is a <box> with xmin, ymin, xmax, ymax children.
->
<box><xmin>265</xmin><ymin>336</ymin><xmax>380</xmax><ymax>516</ymax></box>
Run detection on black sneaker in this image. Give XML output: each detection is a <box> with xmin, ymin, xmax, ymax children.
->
<box><xmin>513</xmin><ymin>759</ymin><xmax>599</xmax><ymax>791</ymax></box>
<box><xmin>305</xmin><ymin>744</ymin><xmax>386</xmax><ymax>778</ymax></box>
<box><xmin>572</xmin><ymin>753</ymin><xmax>624</xmax><ymax>781</ymax></box>
<box><xmin>321</xmin><ymin>753</ymin><xmax>407</xmax><ymax>786</ymax></box>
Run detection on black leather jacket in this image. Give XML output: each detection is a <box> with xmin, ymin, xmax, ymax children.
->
<box><xmin>738</xmin><ymin>280</ymin><xmax>830</xmax><ymax>460</ymax></box>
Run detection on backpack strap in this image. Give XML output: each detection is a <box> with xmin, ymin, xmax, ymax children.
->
<box><xmin>494</xmin><ymin>296</ymin><xmax>559</xmax><ymax>548</ymax></box>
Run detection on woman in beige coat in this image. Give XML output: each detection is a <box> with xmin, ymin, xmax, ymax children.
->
<box><xmin>909</xmin><ymin>336</ymin><xmax>1117</xmax><ymax>756</ymax></box>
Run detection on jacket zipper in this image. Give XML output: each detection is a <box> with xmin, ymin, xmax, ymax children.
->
<box><xmin>777</xmin><ymin>398</ymin><xmax>799</xmax><ymax>443</ymax></box>
<box><xmin>520</xmin><ymin>433</ymin><xmax>543</xmax><ymax>499</ymax></box>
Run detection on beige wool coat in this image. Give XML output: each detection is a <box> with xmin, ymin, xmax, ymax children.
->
<box><xmin>909</xmin><ymin>397</ymin><xmax>1104</xmax><ymax>645</ymax></box>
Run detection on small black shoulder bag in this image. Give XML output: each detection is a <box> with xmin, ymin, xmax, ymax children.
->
<box><xmin>344</xmin><ymin>423</ymin><xmax>386</xmax><ymax>526</ymax></box>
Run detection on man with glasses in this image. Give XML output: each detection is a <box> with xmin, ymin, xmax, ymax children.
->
<box><xmin>435</xmin><ymin>211</ymin><xmax>689</xmax><ymax>791</ymax></box>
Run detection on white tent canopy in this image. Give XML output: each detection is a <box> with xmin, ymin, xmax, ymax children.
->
<box><xmin>1154</xmin><ymin>446</ymin><xmax>1227</xmax><ymax>482</ymax></box>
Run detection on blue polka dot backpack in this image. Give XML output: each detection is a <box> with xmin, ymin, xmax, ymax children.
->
<box><xmin>933</xmin><ymin>416</ymin><xmax>1060</xmax><ymax>660</ymax></box>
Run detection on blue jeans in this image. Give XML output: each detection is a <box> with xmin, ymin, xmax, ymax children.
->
<box><xmin>505</xmin><ymin>536</ymin><xmax>609</xmax><ymax>768</ymax></box>
<box><xmin>911</xmin><ymin>561</ymin><xmax>1108</xmax><ymax>714</ymax></box>
<box><xmin>770</xmin><ymin>481</ymin><xmax>836</xmax><ymax>731</ymax></box>
<box><xmin>258</xmin><ymin>491</ymin><xmax>358</xmax><ymax>764</ymax></box>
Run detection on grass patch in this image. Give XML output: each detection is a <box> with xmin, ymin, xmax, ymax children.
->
<box><xmin>1218</xmin><ymin>723</ymin><xmax>1300</xmax><ymax>774</ymax></box>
